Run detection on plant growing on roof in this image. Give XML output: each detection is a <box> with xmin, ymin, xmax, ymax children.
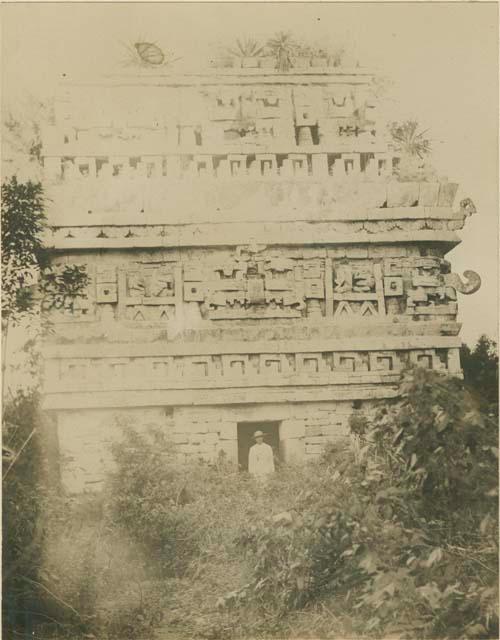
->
<box><xmin>266</xmin><ymin>31</ymin><xmax>299</xmax><ymax>72</ymax></box>
<box><xmin>388</xmin><ymin>120</ymin><xmax>432</xmax><ymax>159</ymax></box>
<box><xmin>226</xmin><ymin>37</ymin><xmax>265</xmax><ymax>59</ymax></box>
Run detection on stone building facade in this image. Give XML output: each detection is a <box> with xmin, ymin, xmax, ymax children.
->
<box><xmin>40</xmin><ymin>64</ymin><xmax>480</xmax><ymax>492</ymax></box>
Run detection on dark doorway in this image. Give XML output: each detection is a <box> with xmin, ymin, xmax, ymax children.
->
<box><xmin>237</xmin><ymin>421</ymin><xmax>280</xmax><ymax>471</ymax></box>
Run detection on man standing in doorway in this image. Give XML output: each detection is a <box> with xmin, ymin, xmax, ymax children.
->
<box><xmin>248</xmin><ymin>430</ymin><xmax>275</xmax><ymax>481</ymax></box>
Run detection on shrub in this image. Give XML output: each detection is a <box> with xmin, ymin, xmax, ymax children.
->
<box><xmin>350</xmin><ymin>369</ymin><xmax>499</xmax><ymax>638</ymax></box>
<box><xmin>14</xmin><ymin>368</ymin><xmax>496</xmax><ymax>639</ymax></box>
<box><xmin>105</xmin><ymin>425</ymin><xmax>202</xmax><ymax>577</ymax></box>
<box><xmin>461</xmin><ymin>335</ymin><xmax>499</xmax><ymax>418</ymax></box>
<box><xmin>368</xmin><ymin>368</ymin><xmax>498</xmax><ymax>528</ymax></box>
<box><xmin>238</xmin><ymin>506</ymin><xmax>365</xmax><ymax>614</ymax></box>
<box><xmin>2</xmin><ymin>390</ymin><xmax>49</xmax><ymax>634</ymax></box>
<box><xmin>230</xmin><ymin>368</ymin><xmax>498</xmax><ymax>639</ymax></box>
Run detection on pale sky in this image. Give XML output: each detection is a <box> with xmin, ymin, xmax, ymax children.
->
<box><xmin>2</xmin><ymin>1</ymin><xmax>498</xmax><ymax>345</ymax></box>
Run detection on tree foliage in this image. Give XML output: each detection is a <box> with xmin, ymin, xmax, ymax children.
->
<box><xmin>1</xmin><ymin>176</ymin><xmax>89</xmax><ymax>328</ymax></box>
<box><xmin>1</xmin><ymin>175</ymin><xmax>89</xmax><ymax>638</ymax></box>
<box><xmin>234</xmin><ymin>369</ymin><xmax>498</xmax><ymax>638</ymax></box>
<box><xmin>106</xmin><ymin>425</ymin><xmax>205</xmax><ymax>577</ymax></box>
<box><xmin>461</xmin><ymin>335</ymin><xmax>499</xmax><ymax>417</ymax></box>
<box><xmin>2</xmin><ymin>390</ymin><xmax>49</xmax><ymax>632</ymax></box>
<box><xmin>1</xmin><ymin>177</ymin><xmax>48</xmax><ymax>325</ymax></box>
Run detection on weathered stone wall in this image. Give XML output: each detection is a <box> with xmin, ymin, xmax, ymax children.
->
<box><xmin>44</xmin><ymin>243</ymin><xmax>478</xmax><ymax>329</ymax></box>
<box><xmin>40</xmin><ymin>69</ymin><xmax>480</xmax><ymax>492</ymax></box>
<box><xmin>55</xmin><ymin>400</ymin><xmax>370</xmax><ymax>493</ymax></box>
<box><xmin>55</xmin><ymin>407</ymin><xmax>174</xmax><ymax>493</ymax></box>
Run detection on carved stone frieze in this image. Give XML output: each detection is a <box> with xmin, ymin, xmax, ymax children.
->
<box><xmin>46</xmin><ymin>345</ymin><xmax>460</xmax><ymax>394</ymax></box>
<box><xmin>443</xmin><ymin>270</ymin><xmax>481</xmax><ymax>295</ymax></box>
<box><xmin>185</xmin><ymin>253</ymin><xmax>323</xmax><ymax>319</ymax></box>
<box><xmin>47</xmin><ymin>250</ymin><xmax>480</xmax><ymax>326</ymax></box>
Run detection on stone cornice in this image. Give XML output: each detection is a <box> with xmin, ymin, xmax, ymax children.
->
<box><xmin>44</xmin><ymin>223</ymin><xmax>462</xmax><ymax>251</ymax></box>
<box><xmin>42</xmin><ymin>382</ymin><xmax>399</xmax><ymax>411</ymax></box>
<box><xmin>59</xmin><ymin>69</ymin><xmax>376</xmax><ymax>88</ymax></box>
<box><xmin>43</xmin><ymin>334</ymin><xmax>461</xmax><ymax>360</ymax></box>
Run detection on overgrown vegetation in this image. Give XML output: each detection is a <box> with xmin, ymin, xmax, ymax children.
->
<box><xmin>222</xmin><ymin>32</ymin><xmax>348</xmax><ymax>70</ymax></box>
<box><xmin>3</xmin><ymin>390</ymin><xmax>49</xmax><ymax>634</ymax></box>
<box><xmin>388</xmin><ymin>120</ymin><xmax>438</xmax><ymax>182</ymax></box>
<box><xmin>461</xmin><ymin>335</ymin><xmax>499</xmax><ymax>418</ymax></box>
<box><xmin>234</xmin><ymin>369</ymin><xmax>498</xmax><ymax>639</ymax></box>
<box><xmin>388</xmin><ymin>121</ymin><xmax>432</xmax><ymax>159</ymax></box>
<box><xmin>17</xmin><ymin>366</ymin><xmax>497</xmax><ymax>640</ymax></box>
<box><xmin>1</xmin><ymin>176</ymin><xmax>89</xmax><ymax>639</ymax></box>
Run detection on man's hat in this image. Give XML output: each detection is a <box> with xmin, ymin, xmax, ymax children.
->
<box><xmin>253</xmin><ymin>430</ymin><xmax>265</xmax><ymax>439</ymax></box>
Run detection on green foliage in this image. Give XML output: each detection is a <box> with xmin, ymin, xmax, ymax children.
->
<box><xmin>1</xmin><ymin>175</ymin><xmax>89</xmax><ymax>327</ymax></box>
<box><xmin>1</xmin><ymin>176</ymin><xmax>48</xmax><ymax>324</ymax></box>
<box><xmin>107</xmin><ymin>425</ymin><xmax>211</xmax><ymax>577</ymax></box>
<box><xmin>11</xmin><ymin>369</ymin><xmax>497</xmax><ymax>639</ymax></box>
<box><xmin>348</xmin><ymin>369</ymin><xmax>498</xmax><ymax>637</ymax></box>
<box><xmin>227</xmin><ymin>369</ymin><xmax>498</xmax><ymax>639</ymax></box>
<box><xmin>2</xmin><ymin>390</ymin><xmax>50</xmax><ymax>633</ymax></box>
<box><xmin>39</xmin><ymin>264</ymin><xmax>90</xmax><ymax>314</ymax></box>
<box><xmin>461</xmin><ymin>335</ymin><xmax>499</xmax><ymax>417</ymax></box>
<box><xmin>238</xmin><ymin>507</ymin><xmax>364</xmax><ymax>614</ymax></box>
<box><xmin>370</xmin><ymin>369</ymin><xmax>498</xmax><ymax>524</ymax></box>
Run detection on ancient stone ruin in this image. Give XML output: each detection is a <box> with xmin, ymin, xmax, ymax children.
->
<box><xmin>40</xmin><ymin>59</ymin><xmax>480</xmax><ymax>492</ymax></box>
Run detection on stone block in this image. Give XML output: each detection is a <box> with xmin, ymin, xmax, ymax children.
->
<box><xmin>327</xmin><ymin>247</ymin><xmax>347</xmax><ymax>259</ymax></box>
<box><xmin>216</xmin><ymin>439</ymin><xmax>238</xmax><ymax>463</ymax></box>
<box><xmin>418</xmin><ymin>182</ymin><xmax>440</xmax><ymax>207</ymax></box>
<box><xmin>190</xmin><ymin>422</ymin><xmax>209</xmax><ymax>434</ymax></box>
<box><xmin>305</xmin><ymin>416</ymin><xmax>328</xmax><ymax>425</ymax></box>
<box><xmin>217</xmin><ymin>422</ymin><xmax>236</xmax><ymax>440</ymax></box>
<box><xmin>305</xmin><ymin>436</ymin><xmax>326</xmax><ymax>445</ymax></box>
<box><xmin>280</xmin><ymin>437</ymin><xmax>305</xmax><ymax>463</ymax></box>
<box><xmin>204</xmin><ymin>432</ymin><xmax>219</xmax><ymax>445</ymax></box>
<box><xmin>345</xmin><ymin>247</ymin><xmax>368</xmax><ymax>259</ymax></box>
<box><xmin>280</xmin><ymin>419</ymin><xmax>305</xmax><ymax>439</ymax></box>
<box><xmin>173</xmin><ymin>432</ymin><xmax>189</xmax><ymax>445</ymax></box>
<box><xmin>175</xmin><ymin>421</ymin><xmax>205</xmax><ymax>434</ymax></box>
<box><xmin>305</xmin><ymin>443</ymin><xmax>324</xmax><ymax>456</ymax></box>
<box><xmin>387</xmin><ymin>182</ymin><xmax>419</xmax><ymax>207</ymax></box>
<box><xmin>177</xmin><ymin>443</ymin><xmax>195</xmax><ymax>454</ymax></box>
<box><xmin>206</xmin><ymin>422</ymin><xmax>223</xmax><ymax>433</ymax></box>
<box><xmin>369</xmin><ymin>246</ymin><xmax>407</xmax><ymax>258</ymax></box>
<box><xmin>438</xmin><ymin>182</ymin><xmax>459</xmax><ymax>207</ymax></box>
<box><xmin>305</xmin><ymin>425</ymin><xmax>323</xmax><ymax>437</ymax></box>
<box><xmin>323</xmin><ymin>423</ymin><xmax>347</xmax><ymax>438</ymax></box>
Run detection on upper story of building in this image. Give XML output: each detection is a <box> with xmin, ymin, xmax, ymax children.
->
<box><xmin>40</xmin><ymin>65</ymin><xmax>474</xmax><ymax>250</ymax></box>
<box><xmin>38</xmin><ymin>60</ymin><xmax>482</xmax><ymax>406</ymax></box>
<box><xmin>42</xmin><ymin>66</ymin><xmax>384</xmax><ymax>173</ymax></box>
